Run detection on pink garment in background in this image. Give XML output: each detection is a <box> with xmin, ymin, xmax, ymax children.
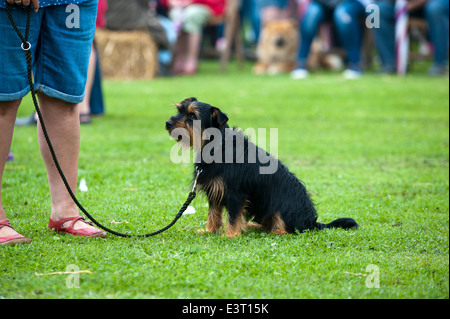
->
<box><xmin>96</xmin><ymin>0</ymin><xmax>108</xmax><ymax>28</ymax></box>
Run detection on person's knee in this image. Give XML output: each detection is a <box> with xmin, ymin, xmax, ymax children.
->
<box><xmin>182</xmin><ymin>5</ymin><xmax>211</xmax><ymax>33</ymax></box>
<box><xmin>333</xmin><ymin>2</ymin><xmax>363</xmax><ymax>25</ymax></box>
<box><xmin>301</xmin><ymin>3</ymin><xmax>324</xmax><ymax>37</ymax></box>
<box><xmin>334</xmin><ymin>6</ymin><xmax>353</xmax><ymax>25</ymax></box>
<box><xmin>36</xmin><ymin>93</ymin><xmax>78</xmax><ymax>116</ymax></box>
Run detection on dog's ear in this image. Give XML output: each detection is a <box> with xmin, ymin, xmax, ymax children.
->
<box><xmin>211</xmin><ymin>107</ymin><xmax>228</xmax><ymax>127</ymax></box>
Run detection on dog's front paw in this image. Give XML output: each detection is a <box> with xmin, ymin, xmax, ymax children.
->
<box><xmin>224</xmin><ymin>227</ymin><xmax>243</xmax><ymax>239</ymax></box>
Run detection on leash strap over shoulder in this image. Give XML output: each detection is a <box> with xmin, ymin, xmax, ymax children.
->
<box><xmin>5</xmin><ymin>2</ymin><xmax>199</xmax><ymax>238</ymax></box>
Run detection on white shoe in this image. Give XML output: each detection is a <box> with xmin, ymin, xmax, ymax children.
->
<box><xmin>290</xmin><ymin>68</ymin><xmax>309</xmax><ymax>79</ymax></box>
<box><xmin>342</xmin><ymin>69</ymin><xmax>362</xmax><ymax>79</ymax></box>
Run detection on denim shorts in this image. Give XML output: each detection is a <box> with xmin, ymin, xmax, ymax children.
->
<box><xmin>0</xmin><ymin>0</ymin><xmax>98</xmax><ymax>103</ymax></box>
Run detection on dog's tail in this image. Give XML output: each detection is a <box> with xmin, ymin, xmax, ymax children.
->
<box><xmin>315</xmin><ymin>218</ymin><xmax>359</xmax><ymax>230</ymax></box>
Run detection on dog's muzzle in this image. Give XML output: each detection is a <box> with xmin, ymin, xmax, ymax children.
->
<box><xmin>275</xmin><ymin>37</ymin><xmax>286</xmax><ymax>48</ymax></box>
<box><xmin>165</xmin><ymin>119</ymin><xmax>174</xmax><ymax>130</ymax></box>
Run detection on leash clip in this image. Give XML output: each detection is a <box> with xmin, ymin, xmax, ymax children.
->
<box><xmin>191</xmin><ymin>167</ymin><xmax>203</xmax><ymax>193</ymax></box>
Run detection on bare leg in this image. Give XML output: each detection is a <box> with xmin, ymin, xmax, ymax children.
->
<box><xmin>172</xmin><ymin>32</ymin><xmax>188</xmax><ymax>74</ymax></box>
<box><xmin>0</xmin><ymin>99</ymin><xmax>22</xmax><ymax>237</ymax></box>
<box><xmin>36</xmin><ymin>93</ymin><xmax>97</xmax><ymax>231</ymax></box>
<box><xmin>183</xmin><ymin>32</ymin><xmax>202</xmax><ymax>74</ymax></box>
<box><xmin>78</xmin><ymin>43</ymin><xmax>96</xmax><ymax>121</ymax></box>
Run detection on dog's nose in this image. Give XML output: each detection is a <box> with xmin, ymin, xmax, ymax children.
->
<box><xmin>165</xmin><ymin>120</ymin><xmax>174</xmax><ymax>130</ymax></box>
<box><xmin>275</xmin><ymin>37</ymin><xmax>285</xmax><ymax>48</ymax></box>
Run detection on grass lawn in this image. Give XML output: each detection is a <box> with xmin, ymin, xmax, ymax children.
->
<box><xmin>1</xmin><ymin>61</ymin><xmax>448</xmax><ymax>299</ymax></box>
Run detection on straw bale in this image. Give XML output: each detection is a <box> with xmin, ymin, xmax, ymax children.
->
<box><xmin>95</xmin><ymin>29</ymin><xmax>158</xmax><ymax>80</ymax></box>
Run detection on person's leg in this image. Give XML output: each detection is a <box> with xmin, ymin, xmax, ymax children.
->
<box><xmin>36</xmin><ymin>93</ymin><xmax>100</xmax><ymax>232</ymax></box>
<box><xmin>36</xmin><ymin>94</ymin><xmax>80</xmax><ymax>219</ymax></box>
<box><xmin>333</xmin><ymin>0</ymin><xmax>365</xmax><ymax>71</ymax></box>
<box><xmin>372</xmin><ymin>0</ymin><xmax>396</xmax><ymax>73</ymax></box>
<box><xmin>0</xmin><ymin>4</ymin><xmax>43</xmax><ymax>241</ymax></box>
<box><xmin>172</xmin><ymin>32</ymin><xmax>188</xmax><ymax>74</ymax></box>
<box><xmin>247</xmin><ymin>0</ymin><xmax>261</xmax><ymax>41</ymax></box>
<box><xmin>0</xmin><ymin>99</ymin><xmax>22</xmax><ymax>238</ymax></box>
<box><xmin>424</xmin><ymin>0</ymin><xmax>449</xmax><ymax>73</ymax></box>
<box><xmin>169</xmin><ymin>7</ymin><xmax>187</xmax><ymax>74</ymax></box>
<box><xmin>35</xmin><ymin>1</ymin><xmax>104</xmax><ymax>233</ymax></box>
<box><xmin>183</xmin><ymin>32</ymin><xmax>203</xmax><ymax>74</ymax></box>
<box><xmin>78</xmin><ymin>42</ymin><xmax>96</xmax><ymax>123</ymax></box>
<box><xmin>291</xmin><ymin>1</ymin><xmax>328</xmax><ymax>78</ymax></box>
<box><xmin>296</xmin><ymin>1</ymin><xmax>328</xmax><ymax>68</ymax></box>
<box><xmin>178</xmin><ymin>4</ymin><xmax>212</xmax><ymax>74</ymax></box>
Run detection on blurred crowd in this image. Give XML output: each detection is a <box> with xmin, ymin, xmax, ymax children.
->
<box><xmin>10</xmin><ymin>0</ymin><xmax>450</xmax><ymax>131</ymax></box>
<box><xmin>100</xmin><ymin>0</ymin><xmax>448</xmax><ymax>78</ymax></box>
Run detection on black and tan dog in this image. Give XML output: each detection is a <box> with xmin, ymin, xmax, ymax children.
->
<box><xmin>166</xmin><ymin>98</ymin><xmax>358</xmax><ymax>238</ymax></box>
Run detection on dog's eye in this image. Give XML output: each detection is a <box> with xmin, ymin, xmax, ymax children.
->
<box><xmin>188</xmin><ymin>113</ymin><xmax>197</xmax><ymax>120</ymax></box>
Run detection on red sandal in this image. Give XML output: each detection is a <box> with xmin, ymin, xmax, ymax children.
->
<box><xmin>48</xmin><ymin>216</ymin><xmax>107</xmax><ymax>238</ymax></box>
<box><xmin>0</xmin><ymin>220</ymin><xmax>32</xmax><ymax>246</ymax></box>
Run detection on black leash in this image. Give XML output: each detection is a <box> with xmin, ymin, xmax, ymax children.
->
<box><xmin>5</xmin><ymin>3</ymin><xmax>201</xmax><ymax>238</ymax></box>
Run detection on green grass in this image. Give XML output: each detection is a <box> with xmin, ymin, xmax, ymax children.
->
<box><xmin>1</xmin><ymin>61</ymin><xmax>448</xmax><ymax>299</ymax></box>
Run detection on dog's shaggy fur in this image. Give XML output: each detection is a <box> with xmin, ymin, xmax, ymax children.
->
<box><xmin>253</xmin><ymin>20</ymin><xmax>299</xmax><ymax>75</ymax></box>
<box><xmin>166</xmin><ymin>98</ymin><xmax>358</xmax><ymax>237</ymax></box>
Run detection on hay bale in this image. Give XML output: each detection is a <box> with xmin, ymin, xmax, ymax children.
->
<box><xmin>95</xmin><ymin>29</ymin><xmax>158</xmax><ymax>80</ymax></box>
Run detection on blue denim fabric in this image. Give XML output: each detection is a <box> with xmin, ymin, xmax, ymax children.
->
<box><xmin>0</xmin><ymin>0</ymin><xmax>98</xmax><ymax>103</ymax></box>
<box><xmin>373</xmin><ymin>0</ymin><xmax>449</xmax><ymax>70</ymax></box>
<box><xmin>0</xmin><ymin>0</ymin><xmax>90</xmax><ymax>9</ymax></box>
<box><xmin>256</xmin><ymin>0</ymin><xmax>289</xmax><ymax>9</ymax></box>
<box><xmin>297</xmin><ymin>0</ymin><xmax>365</xmax><ymax>70</ymax></box>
